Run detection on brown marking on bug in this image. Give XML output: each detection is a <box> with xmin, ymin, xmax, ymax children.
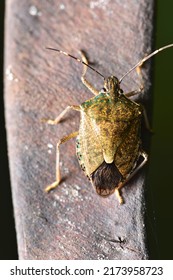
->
<box><xmin>91</xmin><ymin>161</ymin><xmax>123</xmax><ymax>197</ymax></box>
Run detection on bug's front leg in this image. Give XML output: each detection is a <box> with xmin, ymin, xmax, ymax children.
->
<box><xmin>115</xmin><ymin>151</ymin><xmax>148</xmax><ymax>204</ymax></box>
<box><xmin>45</xmin><ymin>131</ymin><xmax>79</xmax><ymax>193</ymax></box>
<box><xmin>80</xmin><ymin>51</ymin><xmax>99</xmax><ymax>96</ymax></box>
<box><xmin>125</xmin><ymin>64</ymin><xmax>144</xmax><ymax>98</ymax></box>
<box><xmin>41</xmin><ymin>105</ymin><xmax>80</xmax><ymax>125</ymax></box>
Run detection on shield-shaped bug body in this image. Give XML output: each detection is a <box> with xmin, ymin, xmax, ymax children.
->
<box><xmin>76</xmin><ymin>77</ymin><xmax>143</xmax><ymax>199</ymax></box>
<box><xmin>44</xmin><ymin>44</ymin><xmax>173</xmax><ymax>204</ymax></box>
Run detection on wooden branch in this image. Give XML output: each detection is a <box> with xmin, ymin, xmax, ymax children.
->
<box><xmin>4</xmin><ymin>0</ymin><xmax>154</xmax><ymax>259</ymax></box>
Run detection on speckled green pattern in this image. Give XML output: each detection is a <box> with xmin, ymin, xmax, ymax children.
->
<box><xmin>77</xmin><ymin>90</ymin><xmax>142</xmax><ymax>178</ymax></box>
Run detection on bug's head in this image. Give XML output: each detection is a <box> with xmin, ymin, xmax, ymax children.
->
<box><xmin>104</xmin><ymin>76</ymin><xmax>122</xmax><ymax>97</ymax></box>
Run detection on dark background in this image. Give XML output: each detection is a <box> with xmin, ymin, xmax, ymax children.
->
<box><xmin>0</xmin><ymin>1</ymin><xmax>18</xmax><ymax>259</ymax></box>
<box><xmin>0</xmin><ymin>1</ymin><xmax>173</xmax><ymax>259</ymax></box>
<box><xmin>146</xmin><ymin>1</ymin><xmax>173</xmax><ymax>259</ymax></box>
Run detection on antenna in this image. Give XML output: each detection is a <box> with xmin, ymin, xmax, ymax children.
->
<box><xmin>119</xmin><ymin>44</ymin><xmax>173</xmax><ymax>83</ymax></box>
<box><xmin>46</xmin><ymin>47</ymin><xmax>105</xmax><ymax>79</ymax></box>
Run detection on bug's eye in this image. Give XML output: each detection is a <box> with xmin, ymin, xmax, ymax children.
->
<box><xmin>101</xmin><ymin>87</ymin><xmax>106</xmax><ymax>92</ymax></box>
<box><xmin>119</xmin><ymin>89</ymin><xmax>123</xmax><ymax>94</ymax></box>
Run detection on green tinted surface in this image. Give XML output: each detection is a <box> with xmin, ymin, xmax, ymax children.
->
<box><xmin>147</xmin><ymin>0</ymin><xmax>173</xmax><ymax>259</ymax></box>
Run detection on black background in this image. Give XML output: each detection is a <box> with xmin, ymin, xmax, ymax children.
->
<box><xmin>0</xmin><ymin>1</ymin><xmax>18</xmax><ymax>259</ymax></box>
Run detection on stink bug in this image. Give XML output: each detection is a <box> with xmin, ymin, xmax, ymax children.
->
<box><xmin>43</xmin><ymin>44</ymin><xmax>173</xmax><ymax>204</ymax></box>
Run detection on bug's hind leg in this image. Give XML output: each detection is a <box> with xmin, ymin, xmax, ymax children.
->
<box><xmin>80</xmin><ymin>51</ymin><xmax>99</xmax><ymax>96</ymax></box>
<box><xmin>115</xmin><ymin>151</ymin><xmax>148</xmax><ymax>204</ymax></box>
<box><xmin>114</xmin><ymin>189</ymin><xmax>124</xmax><ymax>205</ymax></box>
<box><xmin>45</xmin><ymin>131</ymin><xmax>78</xmax><ymax>192</ymax></box>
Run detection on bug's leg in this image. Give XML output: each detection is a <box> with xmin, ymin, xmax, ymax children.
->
<box><xmin>125</xmin><ymin>64</ymin><xmax>144</xmax><ymax>98</ymax></box>
<box><xmin>114</xmin><ymin>189</ymin><xmax>124</xmax><ymax>205</ymax></box>
<box><xmin>115</xmin><ymin>151</ymin><xmax>148</xmax><ymax>204</ymax></box>
<box><xmin>125</xmin><ymin>62</ymin><xmax>152</xmax><ymax>130</ymax></box>
<box><xmin>45</xmin><ymin>131</ymin><xmax>79</xmax><ymax>192</ymax></box>
<box><xmin>42</xmin><ymin>105</ymin><xmax>80</xmax><ymax>125</ymax></box>
<box><xmin>124</xmin><ymin>87</ymin><xmax>143</xmax><ymax>98</ymax></box>
<box><xmin>141</xmin><ymin>105</ymin><xmax>153</xmax><ymax>132</ymax></box>
<box><xmin>80</xmin><ymin>51</ymin><xmax>99</xmax><ymax>96</ymax></box>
